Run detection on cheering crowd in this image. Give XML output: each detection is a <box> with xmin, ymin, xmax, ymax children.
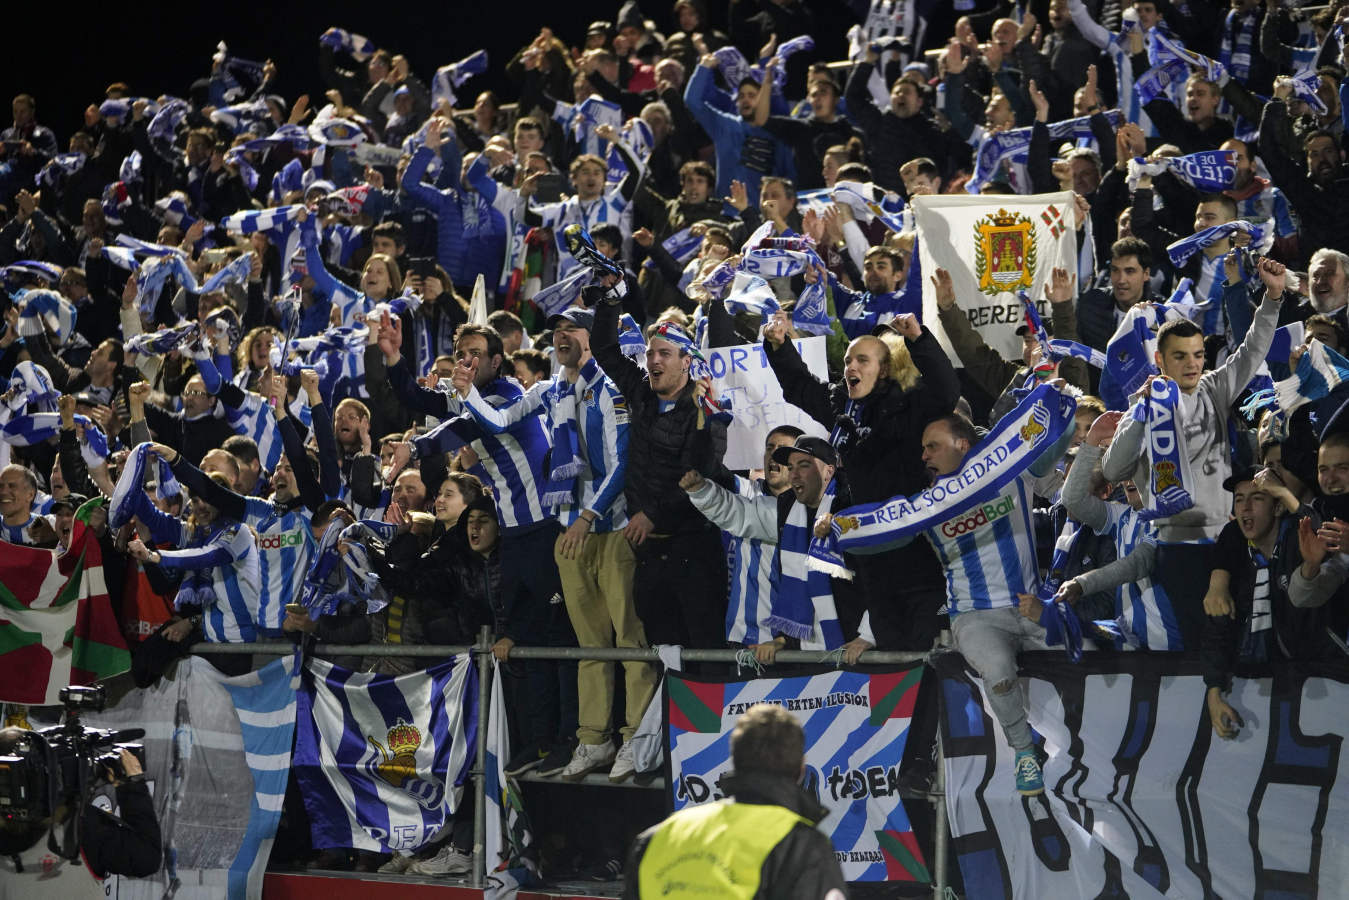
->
<box><xmin>4</xmin><ymin>0</ymin><xmax>1349</xmax><ymax>882</ymax></box>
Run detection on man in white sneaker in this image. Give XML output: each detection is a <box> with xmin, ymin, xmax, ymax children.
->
<box><xmin>453</xmin><ymin>306</ymin><xmax>655</xmax><ymax>783</ymax></box>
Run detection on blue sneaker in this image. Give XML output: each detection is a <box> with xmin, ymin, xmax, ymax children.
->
<box><xmin>1014</xmin><ymin>749</ymin><xmax>1044</xmax><ymax>796</ymax></box>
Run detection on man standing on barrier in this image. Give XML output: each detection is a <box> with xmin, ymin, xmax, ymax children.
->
<box><xmin>623</xmin><ymin>703</ymin><xmax>846</xmax><ymax>900</ymax></box>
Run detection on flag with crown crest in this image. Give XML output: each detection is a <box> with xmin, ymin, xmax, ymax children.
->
<box><xmin>913</xmin><ymin>192</ymin><xmax>1079</xmax><ymax>364</ymax></box>
<box><xmin>293</xmin><ymin>655</ymin><xmax>478</xmax><ymax>853</ymax></box>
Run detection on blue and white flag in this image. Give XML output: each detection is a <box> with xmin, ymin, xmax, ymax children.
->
<box><xmin>1242</xmin><ymin>339</ymin><xmax>1349</xmax><ymax>435</ymax></box>
<box><xmin>1099</xmin><ymin>302</ymin><xmax>1184</xmax><ymax>410</ymax></box>
<box><xmin>125</xmin><ymin>322</ymin><xmax>199</xmax><ymax>357</ymax></box>
<box><xmin>432</xmin><ymin>49</ymin><xmax>490</xmax><ymax>107</ymax></box>
<box><xmin>793</xmin><ymin>280</ymin><xmax>832</xmax><ymax>336</ymax></box>
<box><xmin>1167</xmin><ymin>220</ymin><xmax>1269</xmax><ymax>268</ymax></box>
<box><xmin>294</xmin><ymin>656</ymin><xmax>478</xmax><ymax>853</ymax></box>
<box><xmin>1127</xmin><ymin>150</ymin><xmax>1237</xmax><ymax>192</ymax></box>
<box><xmin>666</xmin><ymin>666</ymin><xmax>929</xmax><ymax>883</ymax></box>
<box><xmin>1266</xmin><ymin>321</ymin><xmax>1305</xmax><ymax>366</ymax></box>
<box><xmin>485</xmin><ymin>660</ymin><xmax>540</xmax><ymax>894</ymax></box>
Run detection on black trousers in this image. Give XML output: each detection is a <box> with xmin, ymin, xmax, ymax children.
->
<box><xmin>632</xmin><ymin>528</ymin><xmax>728</xmax><ymax>652</ymax></box>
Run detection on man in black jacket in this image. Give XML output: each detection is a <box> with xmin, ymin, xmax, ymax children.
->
<box><xmin>623</xmin><ymin>703</ymin><xmax>844</xmax><ymax>900</ymax></box>
<box><xmin>591</xmin><ymin>286</ymin><xmax>730</xmax><ymax>656</ymax></box>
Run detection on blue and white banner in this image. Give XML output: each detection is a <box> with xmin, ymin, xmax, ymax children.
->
<box><xmin>294</xmin><ymin>656</ymin><xmax>478</xmax><ymax>853</ymax></box>
<box><xmin>935</xmin><ymin>651</ymin><xmax>1349</xmax><ymax>899</ymax></box>
<box><xmin>666</xmin><ymin>666</ymin><xmax>930</xmax><ymax>883</ymax></box>
<box><xmin>73</xmin><ymin>652</ymin><xmax>299</xmax><ymax>900</ymax></box>
<box><xmin>485</xmin><ymin>660</ymin><xmax>539</xmax><ymax>897</ymax></box>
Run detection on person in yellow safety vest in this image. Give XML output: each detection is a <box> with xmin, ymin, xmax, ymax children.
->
<box><xmin>622</xmin><ymin>703</ymin><xmax>847</xmax><ymax>900</ymax></box>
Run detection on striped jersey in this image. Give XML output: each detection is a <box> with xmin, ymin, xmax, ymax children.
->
<box><xmin>224</xmin><ymin>393</ymin><xmax>314</xmax><ymax>473</ymax></box>
<box><xmin>241</xmin><ymin>498</ymin><xmax>316</xmax><ymax>631</ymax></box>
<box><xmin>925</xmin><ymin>472</ymin><xmax>1043</xmax><ymax>617</ymax></box>
<box><xmin>530</xmin><ymin>187</ymin><xmax>631</xmax><ymax>279</ymax></box>
<box><xmin>412</xmin><ymin>376</ymin><xmax>551</xmax><ymax>532</ymax></box>
<box><xmin>1231</xmin><ymin>182</ymin><xmax>1297</xmax><ymax>238</ymax></box>
<box><xmin>462</xmin><ymin>357</ymin><xmax>629</xmax><ymax>531</ymax></box>
<box><xmin>724</xmin><ymin>476</ymin><xmax>775</xmax><ymax>645</ymax></box>
<box><xmin>156</xmin><ymin>521</ymin><xmax>262</xmax><ymax>644</ymax></box>
<box><xmin>0</xmin><ymin>512</ymin><xmax>44</xmax><ymax>546</ymax></box>
<box><xmin>1105</xmin><ymin>504</ymin><xmax>1182</xmax><ymax>651</ymax></box>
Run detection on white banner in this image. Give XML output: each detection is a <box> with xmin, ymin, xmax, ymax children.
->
<box><xmin>913</xmin><ymin>192</ymin><xmax>1078</xmax><ymax>364</ymax></box>
<box><xmin>708</xmin><ymin>336</ymin><xmax>829</xmax><ymax>470</ymax></box>
<box><xmin>935</xmin><ymin>653</ymin><xmax>1349</xmax><ymax>899</ymax></box>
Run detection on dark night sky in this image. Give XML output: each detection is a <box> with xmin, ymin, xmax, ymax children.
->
<box><xmin>7</xmin><ymin>1</ymin><xmax>855</xmax><ymax>144</ymax></box>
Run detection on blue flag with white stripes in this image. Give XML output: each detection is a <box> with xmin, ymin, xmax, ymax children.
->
<box><xmin>666</xmin><ymin>667</ymin><xmax>929</xmax><ymax>882</ymax></box>
<box><xmin>294</xmin><ymin>655</ymin><xmax>479</xmax><ymax>853</ymax></box>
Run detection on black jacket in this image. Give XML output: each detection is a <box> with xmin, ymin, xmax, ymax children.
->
<box><xmin>373</xmin><ymin>524</ymin><xmax>472</xmax><ymax>646</ymax></box>
<box><xmin>591</xmin><ymin>298</ymin><xmax>729</xmax><ymax>535</ymax></box>
<box><xmin>764</xmin><ymin>328</ymin><xmax>958</xmax><ymax>506</ymax></box>
<box><xmin>623</xmin><ymin>770</ymin><xmax>845</xmax><ymax>900</ymax></box>
<box><xmin>80</xmin><ymin>779</ymin><xmax>162</xmax><ymax>878</ymax></box>
<box><xmin>845</xmin><ymin>61</ymin><xmax>970</xmax><ymax>192</ymax></box>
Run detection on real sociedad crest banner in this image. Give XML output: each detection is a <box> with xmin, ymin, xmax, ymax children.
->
<box><xmin>294</xmin><ymin>655</ymin><xmax>478</xmax><ymax>854</ymax></box>
<box><xmin>666</xmin><ymin>666</ymin><xmax>929</xmax><ymax>883</ymax></box>
<box><xmin>913</xmin><ymin>192</ymin><xmax>1079</xmax><ymax>365</ymax></box>
<box><xmin>935</xmin><ymin>651</ymin><xmax>1349</xmax><ymax>899</ymax></box>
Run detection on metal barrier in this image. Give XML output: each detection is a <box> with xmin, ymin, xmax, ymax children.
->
<box><xmin>190</xmin><ymin>635</ymin><xmax>949</xmax><ymax>897</ymax></box>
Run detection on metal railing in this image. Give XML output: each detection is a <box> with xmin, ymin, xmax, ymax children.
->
<box><xmin>190</xmin><ymin>633</ymin><xmax>949</xmax><ymax>897</ymax></box>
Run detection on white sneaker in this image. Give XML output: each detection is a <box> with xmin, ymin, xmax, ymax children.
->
<box><xmin>560</xmin><ymin>740</ymin><xmax>616</xmax><ymax>782</ymax></box>
<box><xmin>408</xmin><ymin>845</ymin><xmax>472</xmax><ymax>876</ymax></box>
<box><xmin>377</xmin><ymin>852</ymin><xmax>413</xmax><ymax>874</ymax></box>
<box><xmin>608</xmin><ymin>740</ymin><xmax>636</xmax><ymax>783</ymax></box>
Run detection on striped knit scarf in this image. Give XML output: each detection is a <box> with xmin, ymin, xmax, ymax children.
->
<box><xmin>770</xmin><ymin>480</ymin><xmax>844</xmax><ymax>649</ymax></box>
<box><xmin>1221</xmin><ymin>10</ymin><xmax>1257</xmax><ymax>82</ymax></box>
<box><xmin>541</xmin><ymin>378</ymin><xmax>585</xmax><ymax>510</ymax></box>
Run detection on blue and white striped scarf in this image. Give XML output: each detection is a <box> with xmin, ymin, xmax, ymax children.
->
<box><xmin>1127</xmin><ymin>150</ymin><xmax>1237</xmax><ymax>193</ymax></box>
<box><xmin>125</xmin><ymin>323</ymin><xmax>198</xmax><ymax>357</ymax></box>
<box><xmin>200</xmin><ymin>251</ymin><xmax>255</xmax><ymax>294</ymax></box>
<box><xmin>147</xmin><ymin>99</ymin><xmax>189</xmax><ymax>144</ymax></box>
<box><xmin>1132</xmin><ymin>377</ymin><xmax>1194</xmax><ymax>521</ymax></box>
<box><xmin>831</xmin><ymin>180</ymin><xmax>905</xmax><ymax>233</ymax></box>
<box><xmin>243</xmin><ymin>123</ymin><xmax>312</xmax><ymax>154</ymax></box>
<box><xmin>541</xmin><ymin>378</ymin><xmax>585</xmax><ymax>511</ymax></box>
<box><xmin>1290</xmin><ymin>68</ymin><xmax>1328</xmax><ymax>115</ymax></box>
<box><xmin>319</xmin><ymin>26</ymin><xmax>376</xmax><ymax>61</ymax></box>
<box><xmin>134</xmin><ymin>253</ymin><xmax>193</xmax><ymax>318</ymax></box>
<box><xmin>1221</xmin><ymin>9</ymin><xmax>1258</xmax><ymax>82</ymax></box>
<box><xmin>1241</xmin><ymin>340</ymin><xmax>1349</xmax><ymax>437</ymax></box>
<box><xmin>1</xmin><ymin>260</ymin><xmax>62</xmax><ymax>287</ymax></box>
<box><xmin>224</xmin><ymin>147</ymin><xmax>259</xmax><ymax>192</ymax></box>
<box><xmin>5</xmin><ymin>361</ymin><xmax>59</xmax><ymax>413</ymax></box>
<box><xmin>109</xmin><ymin>442</ymin><xmax>179</xmax><ymax>530</ymax></box>
<box><xmin>14</xmin><ymin>289</ymin><xmax>76</xmax><ymax>347</ymax></box>
<box><xmin>723</xmin><ymin>272</ymin><xmax>780</xmax><ymax>320</ymax></box>
<box><xmin>36</xmin><ymin>152</ymin><xmax>85</xmax><ymax>189</ymax></box>
<box><xmin>119</xmin><ymin>150</ymin><xmax>143</xmax><ymax>185</ymax></box>
<box><xmin>618</xmin><ymin>314</ymin><xmax>646</xmax><ymax>359</ymax></box>
<box><xmin>270</xmin><ymin>158</ymin><xmax>305</xmax><ymax>203</ymax></box>
<box><xmin>1167</xmin><ymin>220</ymin><xmax>1269</xmax><ymax>268</ymax></box>
<box><xmin>823</xmin><ymin>384</ymin><xmax>1077</xmax><ymax>554</ymax></box>
<box><xmin>641</xmin><ymin>227</ymin><xmax>702</xmax><ymax>273</ymax></box>
<box><xmin>531</xmin><ymin>266</ymin><xmax>595</xmax><ymax>318</ymax></box>
<box><xmin>970</xmin><ymin>110</ymin><xmax>1124</xmax><ymax>192</ymax></box>
<box><xmin>1019</xmin><ymin>291</ymin><xmax>1106</xmax><ymax>369</ymax></box>
<box><xmin>211</xmin><ymin>100</ymin><xmax>270</xmax><ymax>134</ymax></box>
<box><xmin>771</xmin><ymin>478</ymin><xmax>844</xmax><ymax>649</ymax></box>
<box><xmin>1038</xmin><ymin>520</ymin><xmax>1087</xmax><ymax>662</ymax></box>
<box><xmin>431</xmin><ymin>49</ymin><xmax>489</xmax><ymax>108</ymax></box>
<box><xmin>221</xmin><ymin>204</ymin><xmax>303</xmax><ymax>236</ymax></box>
<box><xmin>1</xmin><ymin>412</ymin><xmax>108</xmax><ymax>469</ymax></box>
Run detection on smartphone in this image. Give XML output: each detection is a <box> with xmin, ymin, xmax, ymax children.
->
<box><xmin>532</xmin><ymin>173</ymin><xmax>565</xmax><ymax>203</ymax></box>
<box><xmin>408</xmin><ymin>256</ymin><xmax>437</xmax><ymax>280</ymax></box>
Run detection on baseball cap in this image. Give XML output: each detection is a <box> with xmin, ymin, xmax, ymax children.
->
<box><xmin>51</xmin><ymin>492</ymin><xmax>89</xmax><ymax>513</ymax></box>
<box><xmin>1222</xmin><ymin>464</ymin><xmax>1262</xmax><ymax>494</ymax></box>
<box><xmin>546</xmin><ymin>307</ymin><xmax>595</xmax><ymax>332</ymax></box>
<box><xmin>771</xmin><ymin>435</ymin><xmax>838</xmax><ymax>468</ymax></box>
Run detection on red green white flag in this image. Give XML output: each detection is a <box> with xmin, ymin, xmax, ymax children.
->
<box><xmin>0</xmin><ymin>499</ymin><xmax>130</xmax><ymax>704</ymax></box>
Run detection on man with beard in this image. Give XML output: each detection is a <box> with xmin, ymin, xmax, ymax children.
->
<box><xmin>1259</xmin><ymin>101</ymin><xmax>1349</xmax><ymax>260</ymax></box>
<box><xmin>1279</xmin><ymin>248</ymin><xmax>1349</xmax><ymax>330</ymax></box>
<box><xmin>451</xmin><ymin>307</ymin><xmax>653</xmax><ymax>784</ymax></box>
<box><xmin>1220</xmin><ymin>139</ymin><xmax>1298</xmax><ymax>261</ymax></box>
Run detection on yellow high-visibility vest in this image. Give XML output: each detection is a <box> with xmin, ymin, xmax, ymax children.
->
<box><xmin>637</xmin><ymin>799</ymin><xmax>812</xmax><ymax>899</ymax></box>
